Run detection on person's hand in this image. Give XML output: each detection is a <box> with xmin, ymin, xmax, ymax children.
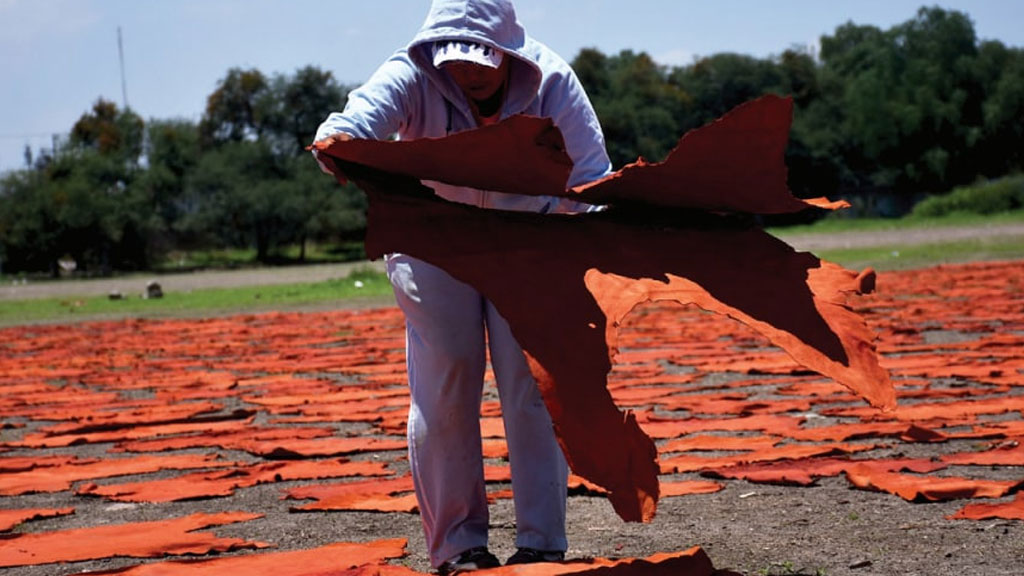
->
<box><xmin>313</xmin><ymin>132</ymin><xmax>354</xmax><ymax>185</ymax></box>
<box><xmin>318</xmin><ymin>132</ymin><xmax>354</xmax><ymax>147</ymax></box>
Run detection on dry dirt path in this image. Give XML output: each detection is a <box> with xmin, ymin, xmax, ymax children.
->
<box><xmin>0</xmin><ymin>260</ymin><xmax>387</xmax><ymax>301</ymax></box>
<box><xmin>2</xmin><ymin>222</ymin><xmax>1022</xmax><ymax>302</ymax></box>
<box><xmin>775</xmin><ymin>221</ymin><xmax>1024</xmax><ymax>251</ymax></box>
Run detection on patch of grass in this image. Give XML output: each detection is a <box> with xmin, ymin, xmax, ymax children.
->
<box><xmin>768</xmin><ymin>208</ymin><xmax>1024</xmax><ymax>236</ymax></box>
<box><xmin>156</xmin><ymin>247</ymin><xmax>259</xmax><ymax>270</ymax></box>
<box><xmin>0</xmin><ymin>268</ymin><xmax>392</xmax><ymax>327</ymax></box>
<box><xmin>817</xmin><ymin>235</ymin><xmax>1024</xmax><ymax>271</ymax></box>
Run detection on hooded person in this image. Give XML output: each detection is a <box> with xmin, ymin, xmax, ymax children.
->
<box><xmin>313</xmin><ymin>0</ymin><xmax>612</xmax><ymax>572</ymax></box>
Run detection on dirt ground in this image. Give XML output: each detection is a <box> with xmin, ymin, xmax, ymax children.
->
<box><xmin>5</xmin><ymin>454</ymin><xmax>1020</xmax><ymax>576</ymax></box>
<box><xmin>2</xmin><ymin>225</ymin><xmax>1023</xmax><ymax>576</ymax></box>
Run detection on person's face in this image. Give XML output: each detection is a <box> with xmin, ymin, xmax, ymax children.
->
<box><xmin>443</xmin><ymin>59</ymin><xmax>508</xmax><ymax>101</ymax></box>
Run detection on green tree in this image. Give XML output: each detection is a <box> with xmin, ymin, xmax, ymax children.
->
<box><xmin>976</xmin><ymin>44</ymin><xmax>1024</xmax><ymax>175</ymax></box>
<box><xmin>669</xmin><ymin>52</ymin><xmax>783</xmax><ymax>127</ymax></box>
<box><xmin>199</xmin><ymin>68</ymin><xmax>270</xmax><ymax>146</ymax></box>
<box><xmin>571</xmin><ymin>48</ymin><xmax>611</xmax><ymax>100</ymax></box>
<box><xmin>0</xmin><ymin>169</ymin><xmax>60</xmax><ymax>273</ymax></box>
<box><xmin>776</xmin><ymin>48</ymin><xmax>820</xmax><ymax>107</ymax></box>
<box><xmin>134</xmin><ymin>119</ymin><xmax>202</xmax><ymax>255</ymax></box>
<box><xmin>575</xmin><ymin>49</ymin><xmax>690</xmax><ymax>168</ymax></box>
<box><xmin>180</xmin><ymin>138</ymin><xmax>358</xmax><ymax>263</ymax></box>
<box><xmin>70</xmin><ymin>98</ymin><xmax>145</xmax><ymax>165</ymax></box>
<box><xmin>261</xmin><ymin>66</ymin><xmax>364</xmax><ymax>259</ymax></box>
<box><xmin>191</xmin><ymin>66</ymin><xmax>361</xmax><ymax>263</ymax></box>
<box><xmin>812</xmin><ymin>8</ymin><xmax>987</xmax><ymax>197</ymax></box>
<box><xmin>262</xmin><ymin>65</ymin><xmax>348</xmax><ymax>154</ymax></box>
<box><xmin>0</xmin><ymin>99</ymin><xmax>152</xmax><ymax>274</ymax></box>
<box><xmin>0</xmin><ymin>147</ymin><xmax>143</xmax><ymax>275</ymax></box>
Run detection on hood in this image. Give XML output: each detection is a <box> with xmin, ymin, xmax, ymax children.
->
<box><xmin>407</xmin><ymin>0</ymin><xmax>542</xmax><ymax>115</ymax></box>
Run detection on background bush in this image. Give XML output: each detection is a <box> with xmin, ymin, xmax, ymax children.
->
<box><xmin>910</xmin><ymin>174</ymin><xmax>1024</xmax><ymax>217</ymax></box>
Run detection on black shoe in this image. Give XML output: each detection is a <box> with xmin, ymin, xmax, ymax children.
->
<box><xmin>437</xmin><ymin>547</ymin><xmax>500</xmax><ymax>575</ymax></box>
<box><xmin>505</xmin><ymin>547</ymin><xmax>565</xmax><ymax>565</ymax></box>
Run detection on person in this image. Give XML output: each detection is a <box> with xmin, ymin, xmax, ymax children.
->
<box><xmin>313</xmin><ymin>0</ymin><xmax>612</xmax><ymax>573</ymax></box>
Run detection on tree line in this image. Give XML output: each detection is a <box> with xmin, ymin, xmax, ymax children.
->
<box><xmin>1</xmin><ymin>66</ymin><xmax>363</xmax><ymax>275</ymax></box>
<box><xmin>576</xmin><ymin>7</ymin><xmax>1023</xmax><ymax>211</ymax></box>
<box><xmin>1</xmin><ymin>6</ymin><xmax>1022</xmax><ymax>275</ymax></box>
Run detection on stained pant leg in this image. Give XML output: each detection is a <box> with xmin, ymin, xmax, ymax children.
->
<box><xmin>387</xmin><ymin>254</ymin><xmax>490</xmax><ymax>567</ymax></box>
<box><xmin>485</xmin><ymin>300</ymin><xmax>569</xmax><ymax>552</ymax></box>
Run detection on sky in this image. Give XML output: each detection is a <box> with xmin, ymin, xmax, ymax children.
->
<box><xmin>1</xmin><ymin>0</ymin><xmax>1023</xmax><ymax>175</ymax></box>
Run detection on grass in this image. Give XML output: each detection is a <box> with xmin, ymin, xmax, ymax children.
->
<box><xmin>817</xmin><ymin>235</ymin><xmax>1024</xmax><ymax>271</ymax></box>
<box><xmin>770</xmin><ymin>209</ymin><xmax>1024</xmax><ymax>270</ymax></box>
<box><xmin>767</xmin><ymin>208</ymin><xmax>1024</xmax><ymax>235</ymax></box>
<box><xmin>0</xmin><ymin>267</ymin><xmax>392</xmax><ymax>327</ymax></box>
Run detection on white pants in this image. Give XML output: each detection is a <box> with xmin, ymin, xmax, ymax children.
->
<box><xmin>387</xmin><ymin>254</ymin><xmax>568</xmax><ymax>567</ymax></box>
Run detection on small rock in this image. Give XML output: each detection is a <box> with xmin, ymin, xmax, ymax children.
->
<box><xmin>144</xmin><ymin>281</ymin><xmax>163</xmax><ymax>299</ymax></box>
<box><xmin>108</xmin><ymin>290</ymin><xmax>123</xmax><ymax>300</ymax></box>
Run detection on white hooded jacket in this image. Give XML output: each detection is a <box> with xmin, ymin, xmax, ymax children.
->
<box><xmin>315</xmin><ymin>0</ymin><xmax>612</xmax><ymax>213</ymax></box>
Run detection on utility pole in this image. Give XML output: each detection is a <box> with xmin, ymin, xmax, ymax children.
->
<box><xmin>118</xmin><ymin>26</ymin><xmax>129</xmax><ymax>109</ymax></box>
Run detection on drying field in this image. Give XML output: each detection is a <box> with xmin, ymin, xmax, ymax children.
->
<box><xmin>1</xmin><ymin>259</ymin><xmax>1022</xmax><ymax>576</ymax></box>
